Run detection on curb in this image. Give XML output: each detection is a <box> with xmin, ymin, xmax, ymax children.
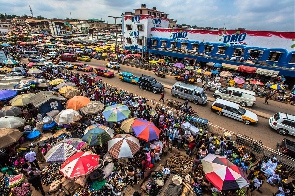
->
<box><xmin>162</xmin><ymin>84</ymin><xmax>270</xmax><ymax>120</ymax></box>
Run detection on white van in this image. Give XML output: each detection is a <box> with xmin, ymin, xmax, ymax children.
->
<box><xmin>211</xmin><ymin>99</ymin><xmax>258</xmax><ymax>125</ymax></box>
<box><xmin>171</xmin><ymin>82</ymin><xmax>207</xmax><ymax>104</ymax></box>
<box><xmin>213</xmin><ymin>87</ymin><xmax>256</xmax><ymax>107</ymax></box>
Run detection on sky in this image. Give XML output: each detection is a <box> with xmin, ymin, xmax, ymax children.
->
<box><xmin>0</xmin><ymin>0</ymin><xmax>294</xmax><ymax>31</ymax></box>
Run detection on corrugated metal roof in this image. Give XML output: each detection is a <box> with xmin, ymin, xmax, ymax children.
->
<box><xmin>30</xmin><ymin>91</ymin><xmax>66</xmax><ymax>107</ymax></box>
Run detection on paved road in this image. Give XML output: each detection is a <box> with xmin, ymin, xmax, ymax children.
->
<box><xmin>85</xmin><ymin>59</ymin><xmax>294</xmax><ymax>149</ymax></box>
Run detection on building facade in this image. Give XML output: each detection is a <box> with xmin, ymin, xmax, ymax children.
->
<box><xmin>123</xmin><ymin>4</ymin><xmax>170</xmax><ymax>51</ymax></box>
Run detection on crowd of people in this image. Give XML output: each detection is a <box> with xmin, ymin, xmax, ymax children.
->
<box><xmin>0</xmin><ymin>60</ymin><xmax>293</xmax><ymax>195</ymax></box>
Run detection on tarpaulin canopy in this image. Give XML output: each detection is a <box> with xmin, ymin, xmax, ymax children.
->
<box><xmin>237</xmin><ymin>65</ymin><xmax>257</xmax><ymax>73</ymax></box>
<box><xmin>256</xmin><ymin>68</ymin><xmax>279</xmax><ymax>77</ymax></box>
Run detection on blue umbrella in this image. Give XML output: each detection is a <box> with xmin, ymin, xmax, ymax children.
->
<box><xmin>102</xmin><ymin>104</ymin><xmax>130</xmax><ymax>122</ymax></box>
<box><xmin>0</xmin><ymin>90</ymin><xmax>17</xmax><ymax>101</ymax></box>
<box><xmin>211</xmin><ymin>70</ymin><xmax>219</xmax><ymax>75</ymax></box>
<box><xmin>2</xmin><ymin>59</ymin><xmax>18</xmax><ymax>65</ymax></box>
<box><xmin>214</xmin><ymin>63</ymin><xmax>222</xmax><ymax>68</ymax></box>
<box><xmin>1</xmin><ymin>43</ymin><xmax>10</xmax><ymax>47</ymax></box>
<box><xmin>27</xmin><ymin>130</ymin><xmax>41</xmax><ymax>140</ymax></box>
<box><xmin>43</xmin><ymin>121</ymin><xmax>57</xmax><ymax>131</ymax></box>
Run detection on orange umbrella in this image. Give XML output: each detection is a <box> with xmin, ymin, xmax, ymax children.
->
<box><xmin>66</xmin><ymin>96</ymin><xmax>90</xmax><ymax>110</ymax></box>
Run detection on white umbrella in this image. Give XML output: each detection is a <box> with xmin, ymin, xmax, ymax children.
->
<box><xmin>43</xmin><ymin>116</ymin><xmax>53</xmax><ymax>124</ymax></box>
<box><xmin>44</xmin><ymin>143</ymin><xmax>77</xmax><ymax>163</ymax></box>
<box><xmin>27</xmin><ymin>68</ymin><xmax>42</xmax><ymax>74</ymax></box>
<box><xmin>54</xmin><ymin>109</ymin><xmax>82</xmax><ymax>125</ymax></box>
<box><xmin>0</xmin><ymin>116</ymin><xmax>25</xmax><ymax>128</ymax></box>
<box><xmin>108</xmin><ymin>134</ymin><xmax>140</xmax><ymax>159</ymax></box>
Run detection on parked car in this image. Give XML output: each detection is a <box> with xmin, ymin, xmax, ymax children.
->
<box><xmin>94</xmin><ymin>67</ymin><xmax>114</xmax><ymax>78</ymax></box>
<box><xmin>77</xmin><ymin>56</ymin><xmax>91</xmax><ymax>62</ymax></box>
<box><xmin>106</xmin><ymin>61</ymin><xmax>120</xmax><ymax>69</ymax></box>
<box><xmin>277</xmin><ymin>138</ymin><xmax>295</xmax><ymax>158</ymax></box>
<box><xmin>211</xmin><ymin>99</ymin><xmax>258</xmax><ymax>125</ymax></box>
<box><xmin>119</xmin><ymin>72</ymin><xmax>139</xmax><ymax>84</ymax></box>
<box><xmin>28</xmin><ymin>56</ymin><xmax>45</xmax><ymax>63</ymax></box>
<box><xmin>269</xmin><ymin>112</ymin><xmax>295</xmax><ymax>136</ymax></box>
<box><xmin>138</xmin><ymin>75</ymin><xmax>164</xmax><ymax>94</ymax></box>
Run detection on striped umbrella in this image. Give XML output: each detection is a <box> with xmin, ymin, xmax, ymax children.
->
<box><xmin>44</xmin><ymin>143</ymin><xmax>77</xmax><ymax>163</ymax></box>
<box><xmin>132</xmin><ymin>119</ymin><xmax>161</xmax><ymax>141</ymax></box>
<box><xmin>108</xmin><ymin>134</ymin><xmax>140</xmax><ymax>159</ymax></box>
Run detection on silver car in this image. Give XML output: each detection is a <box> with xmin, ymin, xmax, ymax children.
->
<box><xmin>269</xmin><ymin>112</ymin><xmax>295</xmax><ymax>136</ymax></box>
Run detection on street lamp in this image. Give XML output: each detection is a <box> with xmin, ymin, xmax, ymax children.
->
<box><xmin>108</xmin><ymin>15</ymin><xmax>121</xmax><ymax>60</ymax></box>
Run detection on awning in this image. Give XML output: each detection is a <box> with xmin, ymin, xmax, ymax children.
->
<box><xmin>222</xmin><ymin>63</ymin><xmax>238</xmax><ymax>70</ymax></box>
<box><xmin>256</xmin><ymin>68</ymin><xmax>279</xmax><ymax>77</ymax></box>
<box><xmin>238</xmin><ymin>65</ymin><xmax>257</xmax><ymax>73</ymax></box>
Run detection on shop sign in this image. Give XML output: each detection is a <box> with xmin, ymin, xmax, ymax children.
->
<box><xmin>172</xmin><ymin>31</ymin><xmax>188</xmax><ymax>39</ymax></box>
<box><xmin>223</xmin><ymin>33</ymin><xmax>247</xmax><ymax>43</ymax></box>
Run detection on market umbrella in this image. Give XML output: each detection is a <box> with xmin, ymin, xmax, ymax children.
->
<box><xmin>1</xmin><ymin>43</ymin><xmax>10</xmax><ymax>47</ymax></box>
<box><xmin>270</xmin><ymin>84</ymin><xmax>285</xmax><ymax>90</ymax></box>
<box><xmin>185</xmin><ymin>66</ymin><xmax>194</xmax><ymax>70</ymax></box>
<box><xmin>0</xmin><ymin>90</ymin><xmax>17</xmax><ymax>101</ymax></box>
<box><xmin>54</xmin><ymin>109</ymin><xmax>82</xmax><ymax>125</ymax></box>
<box><xmin>60</xmin><ymin>151</ymin><xmax>100</xmax><ymax>179</ymax></box>
<box><xmin>108</xmin><ymin>134</ymin><xmax>140</xmax><ymax>159</ymax></box>
<box><xmin>26</xmin><ymin>130</ymin><xmax>41</xmax><ymax>140</ymax></box>
<box><xmin>3</xmin><ymin>59</ymin><xmax>18</xmax><ymax>65</ymax></box>
<box><xmin>46</xmin><ymin>110</ymin><xmax>60</xmax><ymax>117</ymax></box>
<box><xmin>97</xmin><ymin>125</ymin><xmax>114</xmax><ymax>138</ymax></box>
<box><xmin>173</xmin><ymin>63</ymin><xmax>185</xmax><ymax>68</ymax></box>
<box><xmin>56</xmin><ymin>82</ymin><xmax>76</xmax><ymax>89</ymax></box>
<box><xmin>234</xmin><ymin>77</ymin><xmax>245</xmax><ymax>85</ymax></box>
<box><xmin>59</xmin><ymin>86</ymin><xmax>78</xmax><ymax>94</ymax></box>
<box><xmin>120</xmin><ymin>117</ymin><xmax>136</xmax><ymax>133</ymax></box>
<box><xmin>0</xmin><ymin>106</ymin><xmax>22</xmax><ymax>117</ymax></box>
<box><xmin>49</xmin><ymin>79</ymin><xmax>65</xmax><ymax>86</ymax></box>
<box><xmin>9</xmin><ymin>93</ymin><xmax>34</xmax><ymax>106</ymax></box>
<box><xmin>0</xmin><ymin>128</ymin><xmax>23</xmax><ymax>149</ymax></box>
<box><xmin>82</xmin><ymin>125</ymin><xmax>112</xmax><ymax>147</ymax></box>
<box><xmin>202</xmin><ymin>154</ymin><xmax>249</xmax><ymax>191</ymax></box>
<box><xmin>27</xmin><ymin>68</ymin><xmax>42</xmax><ymax>74</ymax></box>
<box><xmin>66</xmin><ymin>96</ymin><xmax>90</xmax><ymax>110</ymax></box>
<box><xmin>59</xmin><ymin>138</ymin><xmax>87</xmax><ymax>150</ymax></box>
<box><xmin>214</xmin><ymin>63</ymin><xmax>222</xmax><ymax>68</ymax></box>
<box><xmin>63</xmin><ymin>89</ymin><xmax>81</xmax><ymax>99</ymax></box>
<box><xmin>211</xmin><ymin>70</ymin><xmax>219</xmax><ymax>75</ymax></box>
<box><xmin>203</xmin><ymin>71</ymin><xmax>212</xmax><ymax>76</ymax></box>
<box><xmin>80</xmin><ymin>101</ymin><xmax>104</xmax><ymax>115</ymax></box>
<box><xmin>149</xmin><ymin>60</ymin><xmax>158</xmax><ymax>64</ymax></box>
<box><xmin>219</xmin><ymin>71</ymin><xmax>232</xmax><ymax>77</ymax></box>
<box><xmin>250</xmin><ymin>80</ymin><xmax>264</xmax><ymax>85</ymax></box>
<box><xmin>132</xmin><ymin>119</ymin><xmax>161</xmax><ymax>141</ymax></box>
<box><xmin>44</xmin><ymin>143</ymin><xmax>77</xmax><ymax>163</ymax></box>
<box><xmin>102</xmin><ymin>104</ymin><xmax>130</xmax><ymax>122</ymax></box>
<box><xmin>0</xmin><ymin>116</ymin><xmax>25</xmax><ymax>128</ymax></box>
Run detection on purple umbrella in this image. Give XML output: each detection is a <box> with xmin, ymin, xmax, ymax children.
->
<box><xmin>0</xmin><ymin>90</ymin><xmax>17</xmax><ymax>101</ymax></box>
<box><xmin>173</xmin><ymin>63</ymin><xmax>185</xmax><ymax>69</ymax></box>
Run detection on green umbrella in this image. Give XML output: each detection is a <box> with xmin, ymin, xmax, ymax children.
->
<box><xmin>82</xmin><ymin>125</ymin><xmax>112</xmax><ymax>146</ymax></box>
<box><xmin>102</xmin><ymin>104</ymin><xmax>130</xmax><ymax>122</ymax></box>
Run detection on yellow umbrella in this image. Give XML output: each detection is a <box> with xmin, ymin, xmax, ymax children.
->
<box><xmin>149</xmin><ymin>60</ymin><xmax>158</xmax><ymax>64</ymax></box>
<box><xmin>120</xmin><ymin>118</ymin><xmax>136</xmax><ymax>133</ymax></box>
<box><xmin>59</xmin><ymin>86</ymin><xmax>78</xmax><ymax>94</ymax></box>
<box><xmin>203</xmin><ymin>71</ymin><xmax>212</xmax><ymax>76</ymax></box>
<box><xmin>49</xmin><ymin>79</ymin><xmax>65</xmax><ymax>86</ymax></box>
<box><xmin>196</xmin><ymin>69</ymin><xmax>203</xmax><ymax>74</ymax></box>
<box><xmin>102</xmin><ymin>53</ymin><xmax>107</xmax><ymax>57</ymax></box>
<box><xmin>10</xmin><ymin>93</ymin><xmax>35</xmax><ymax>106</ymax></box>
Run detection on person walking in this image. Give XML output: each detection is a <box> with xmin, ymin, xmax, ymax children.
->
<box><xmin>25</xmin><ymin>149</ymin><xmax>40</xmax><ymax>170</ymax></box>
<box><xmin>159</xmin><ymin>92</ymin><xmax>164</xmax><ymax>103</ymax></box>
<box><xmin>28</xmin><ymin>172</ymin><xmax>46</xmax><ymax>196</ymax></box>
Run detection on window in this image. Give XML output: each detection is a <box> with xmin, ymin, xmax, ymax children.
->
<box><xmin>126</xmin><ymin>38</ymin><xmax>132</xmax><ymax>44</ymax></box>
<box><xmin>140</xmin><ymin>10</ymin><xmax>142</xmax><ymax>14</ymax></box>
<box><xmin>232</xmin><ymin>91</ymin><xmax>242</xmax><ymax>97</ymax></box>
<box><xmin>289</xmin><ymin>54</ymin><xmax>295</xmax><ymax>64</ymax></box>
<box><xmin>137</xmin><ymin>39</ymin><xmax>143</xmax><ymax>45</ymax></box>
<box><xmin>152</xmin><ymin>40</ymin><xmax>158</xmax><ymax>46</ymax></box>
<box><xmin>161</xmin><ymin>41</ymin><xmax>167</xmax><ymax>47</ymax></box>
<box><xmin>137</xmin><ymin>24</ymin><xmax>143</xmax><ymax>31</ymax></box>
<box><xmin>217</xmin><ymin>46</ymin><xmax>226</xmax><ymax>54</ymax></box>
<box><xmin>126</xmin><ymin>24</ymin><xmax>132</xmax><ymax>30</ymax></box>
<box><xmin>267</xmin><ymin>52</ymin><xmax>282</xmax><ymax>62</ymax></box>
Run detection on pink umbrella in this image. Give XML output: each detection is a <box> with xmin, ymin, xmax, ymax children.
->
<box><xmin>27</xmin><ymin>62</ymin><xmax>35</xmax><ymax>68</ymax></box>
<box><xmin>234</xmin><ymin>77</ymin><xmax>245</xmax><ymax>84</ymax></box>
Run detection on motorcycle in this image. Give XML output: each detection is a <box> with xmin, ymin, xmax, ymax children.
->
<box><xmin>166</xmin><ymin>99</ymin><xmax>182</xmax><ymax>109</ymax></box>
<box><xmin>154</xmin><ymin>71</ymin><xmax>166</xmax><ymax>78</ymax></box>
<box><xmin>206</xmin><ymin>81</ymin><xmax>221</xmax><ymax>91</ymax></box>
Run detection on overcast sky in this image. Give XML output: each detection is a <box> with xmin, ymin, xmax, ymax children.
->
<box><xmin>0</xmin><ymin>0</ymin><xmax>294</xmax><ymax>31</ymax></box>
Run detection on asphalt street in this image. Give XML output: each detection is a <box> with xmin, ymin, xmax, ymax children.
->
<box><xmin>85</xmin><ymin>59</ymin><xmax>295</xmax><ymax>149</ymax></box>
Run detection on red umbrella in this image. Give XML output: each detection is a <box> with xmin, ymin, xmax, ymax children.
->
<box><xmin>19</xmin><ymin>42</ymin><xmax>26</xmax><ymax>46</ymax></box>
<box><xmin>59</xmin><ymin>151</ymin><xmax>99</xmax><ymax>179</ymax></box>
<box><xmin>27</xmin><ymin>62</ymin><xmax>35</xmax><ymax>68</ymax></box>
<box><xmin>250</xmin><ymin>80</ymin><xmax>264</xmax><ymax>85</ymax></box>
